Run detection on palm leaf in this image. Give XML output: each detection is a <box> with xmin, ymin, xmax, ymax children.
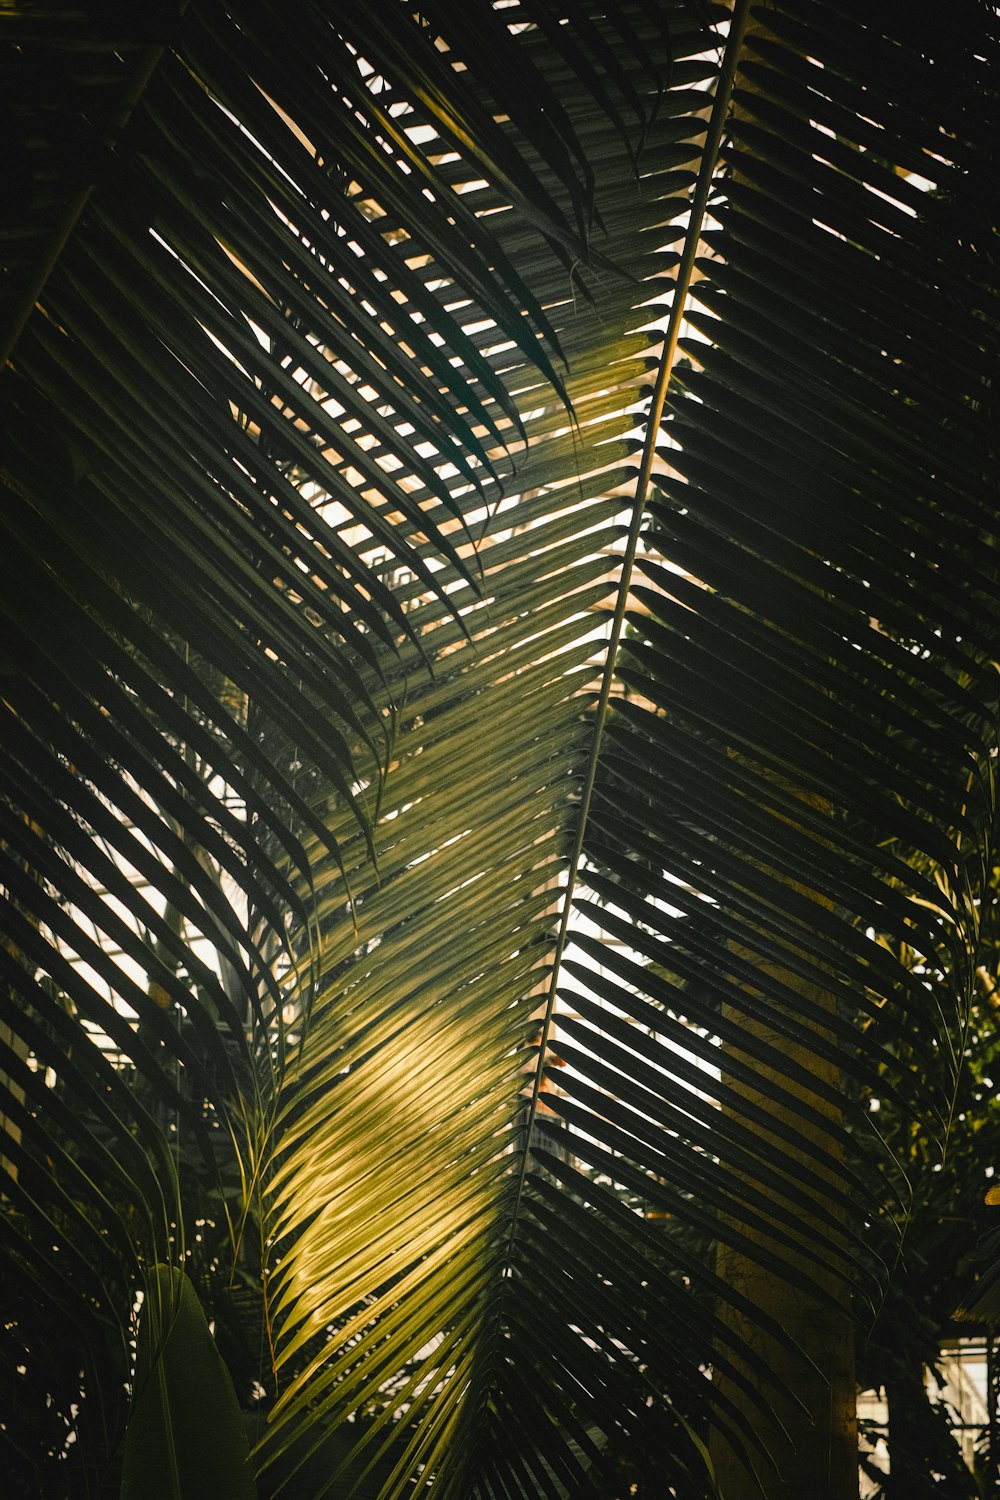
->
<box><xmin>2</xmin><ymin>1</ymin><xmax>998</xmax><ymax>1496</ymax></box>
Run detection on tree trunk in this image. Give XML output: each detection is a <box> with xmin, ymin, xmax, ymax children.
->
<box><xmin>885</xmin><ymin>1363</ymin><xmax>929</xmax><ymax>1499</ymax></box>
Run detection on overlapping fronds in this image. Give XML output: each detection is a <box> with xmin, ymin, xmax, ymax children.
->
<box><xmin>1</xmin><ymin>1</ymin><xmax>999</xmax><ymax>1497</ymax></box>
<box><xmin>542</xmin><ymin>1</ymin><xmax>1000</xmax><ymax>1489</ymax></box>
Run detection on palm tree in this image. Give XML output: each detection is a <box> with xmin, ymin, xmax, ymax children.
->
<box><xmin>2</xmin><ymin>1</ymin><xmax>998</xmax><ymax>1496</ymax></box>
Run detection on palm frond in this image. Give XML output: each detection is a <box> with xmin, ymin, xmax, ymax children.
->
<box><xmin>2</xmin><ymin>1</ymin><xmax>998</xmax><ymax>1497</ymax></box>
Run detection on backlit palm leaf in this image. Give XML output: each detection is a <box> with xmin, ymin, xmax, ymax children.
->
<box><xmin>1</xmin><ymin>1</ymin><xmax>998</xmax><ymax>1497</ymax></box>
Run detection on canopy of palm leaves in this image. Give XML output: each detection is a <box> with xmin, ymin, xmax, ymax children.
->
<box><xmin>1</xmin><ymin>0</ymin><xmax>998</xmax><ymax>1495</ymax></box>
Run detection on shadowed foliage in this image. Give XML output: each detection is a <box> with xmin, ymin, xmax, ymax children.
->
<box><xmin>1</xmin><ymin>1</ymin><xmax>998</xmax><ymax>1496</ymax></box>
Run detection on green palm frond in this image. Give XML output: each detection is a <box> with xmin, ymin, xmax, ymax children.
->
<box><xmin>1</xmin><ymin>1</ymin><xmax>998</xmax><ymax>1497</ymax></box>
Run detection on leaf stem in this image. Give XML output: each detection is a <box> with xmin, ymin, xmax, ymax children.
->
<box><xmin>503</xmin><ymin>0</ymin><xmax>752</xmax><ymax>1259</ymax></box>
<box><xmin>0</xmin><ymin>7</ymin><xmax>191</xmax><ymax>371</ymax></box>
